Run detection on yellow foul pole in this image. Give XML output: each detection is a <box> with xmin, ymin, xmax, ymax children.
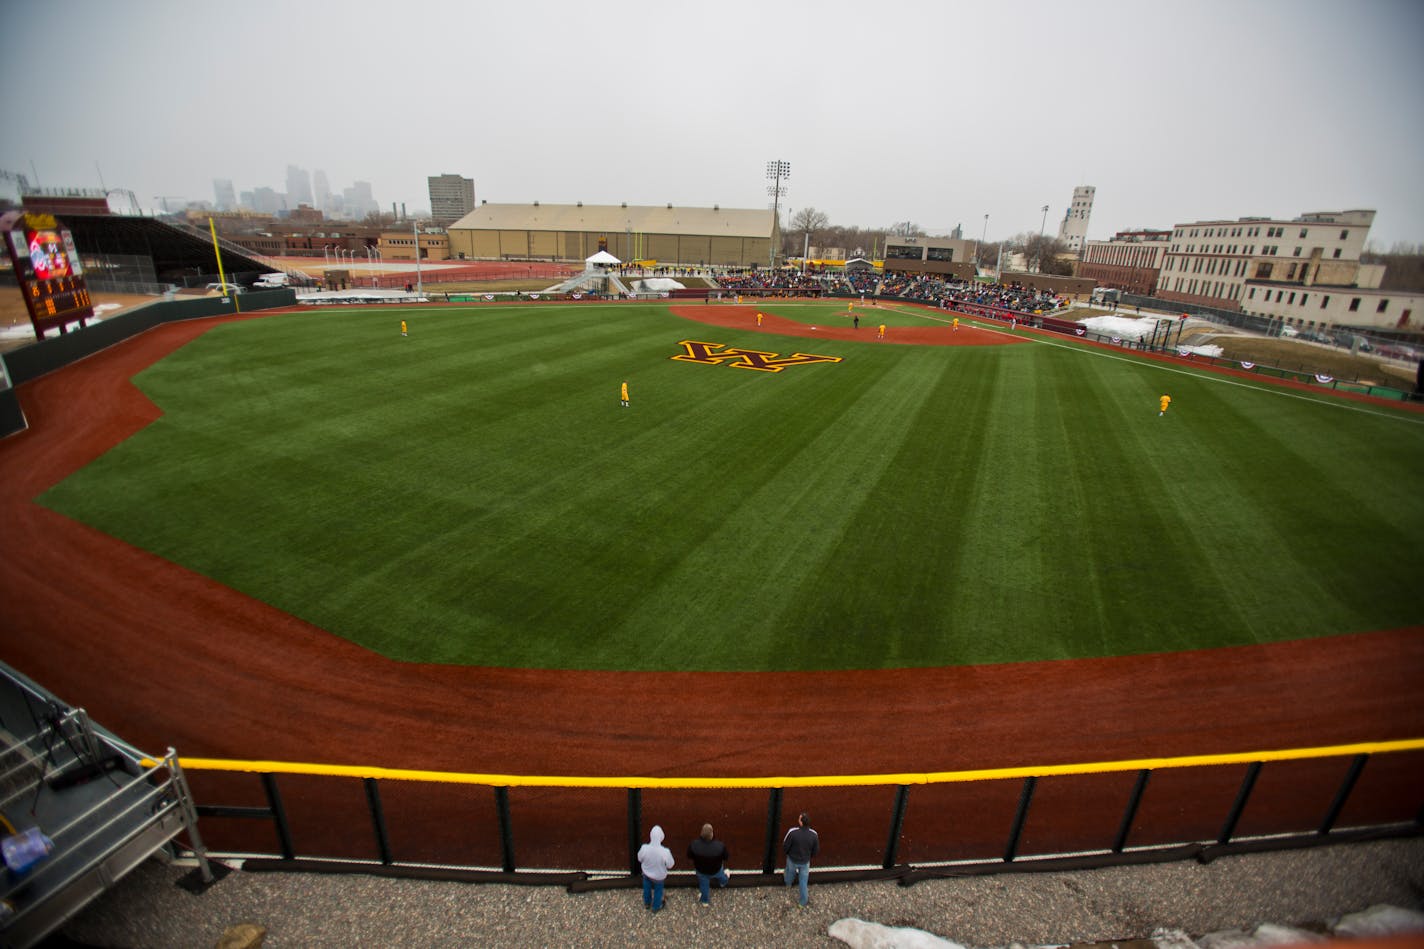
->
<box><xmin>209</xmin><ymin>217</ymin><xmax>239</xmax><ymax>313</ymax></box>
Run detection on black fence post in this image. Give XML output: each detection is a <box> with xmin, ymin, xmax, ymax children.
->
<box><xmin>363</xmin><ymin>777</ymin><xmax>392</xmax><ymax>865</ymax></box>
<box><xmin>883</xmin><ymin>785</ymin><xmax>910</xmax><ymax>869</ymax></box>
<box><xmin>763</xmin><ymin>788</ymin><xmax>784</xmax><ymax>875</ymax></box>
<box><xmin>1318</xmin><ymin>754</ymin><xmax>1368</xmax><ymax>836</ymax></box>
<box><xmin>1004</xmin><ymin>776</ymin><xmax>1037</xmax><ymax>863</ymax></box>
<box><xmin>1113</xmin><ymin>769</ymin><xmax>1152</xmax><ymax>853</ymax></box>
<box><xmin>494</xmin><ymin>787</ymin><xmax>516</xmax><ymax>872</ymax></box>
<box><xmin>260</xmin><ymin>772</ymin><xmax>295</xmax><ymax>860</ymax></box>
<box><xmin>627</xmin><ymin>788</ymin><xmax>643</xmax><ymax>877</ymax></box>
<box><xmin>1218</xmin><ymin>762</ymin><xmax>1263</xmax><ymax>844</ymax></box>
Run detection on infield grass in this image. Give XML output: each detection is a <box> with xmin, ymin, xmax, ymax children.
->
<box><xmin>38</xmin><ymin>302</ymin><xmax>1424</xmax><ymax>671</ymax></box>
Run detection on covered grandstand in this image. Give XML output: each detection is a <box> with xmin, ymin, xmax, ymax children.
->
<box><xmin>12</xmin><ymin>193</ymin><xmax>279</xmax><ymax>292</ymax></box>
<box><xmin>447</xmin><ymin>202</ymin><xmax>775</xmax><ymax>268</ymax></box>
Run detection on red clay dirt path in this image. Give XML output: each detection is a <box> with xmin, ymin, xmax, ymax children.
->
<box><xmin>668</xmin><ymin>302</ymin><xmax>1028</xmax><ymax>346</ymax></box>
<box><xmin>1</xmin><ymin>307</ymin><xmax>1421</xmax><ymax>869</ymax></box>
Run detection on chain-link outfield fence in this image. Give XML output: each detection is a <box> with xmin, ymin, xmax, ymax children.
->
<box><xmin>164</xmin><ymin>739</ymin><xmax>1424</xmax><ymax>889</ymax></box>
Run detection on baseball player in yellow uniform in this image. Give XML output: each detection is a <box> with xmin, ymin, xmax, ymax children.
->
<box><xmin>621</xmin><ymin>381</ymin><xmax>630</xmax><ymax>408</ymax></box>
<box><xmin>1159</xmin><ymin>394</ymin><xmax>1171</xmax><ymax>416</ymax></box>
<box><xmin>877</xmin><ymin>323</ymin><xmax>886</xmax><ymax>340</ymax></box>
<box><xmin>756</xmin><ymin>311</ymin><xmax>764</xmax><ymax>327</ymax></box>
<box><xmin>400</xmin><ymin>320</ymin><xmax>408</xmax><ymax>337</ymax></box>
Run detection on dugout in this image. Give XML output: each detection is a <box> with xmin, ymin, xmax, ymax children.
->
<box><xmin>447</xmin><ymin>202</ymin><xmax>775</xmax><ymax>268</ymax></box>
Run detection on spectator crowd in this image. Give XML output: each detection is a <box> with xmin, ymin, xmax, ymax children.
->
<box><xmin>712</xmin><ymin>267</ymin><xmax>1067</xmax><ymax>317</ymax></box>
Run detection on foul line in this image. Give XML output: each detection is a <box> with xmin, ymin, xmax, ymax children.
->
<box><xmin>917</xmin><ymin>312</ymin><xmax>1424</xmax><ymax>426</ymax></box>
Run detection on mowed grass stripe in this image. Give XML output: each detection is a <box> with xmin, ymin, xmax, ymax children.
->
<box><xmin>36</xmin><ymin>304</ymin><xmax>1424</xmax><ymax>672</ymax></box>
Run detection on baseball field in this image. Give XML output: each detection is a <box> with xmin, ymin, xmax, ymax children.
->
<box><xmin>2</xmin><ymin>298</ymin><xmax>1422</xmax><ymax>870</ymax></box>
<box><xmin>32</xmin><ymin>301</ymin><xmax>1424</xmax><ymax>671</ymax></box>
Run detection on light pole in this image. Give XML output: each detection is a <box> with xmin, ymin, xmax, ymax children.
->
<box><xmin>766</xmin><ymin>160</ymin><xmax>790</xmax><ymax>268</ymax></box>
<box><xmin>323</xmin><ymin>244</ymin><xmax>330</xmax><ymax>270</ymax></box>
<box><xmin>412</xmin><ymin>220</ymin><xmax>422</xmax><ymax>296</ymax></box>
<box><xmin>366</xmin><ymin>246</ymin><xmax>376</xmax><ymax>287</ymax></box>
<box><xmin>1036</xmin><ymin>204</ymin><xmax>1049</xmax><ymax>272</ymax></box>
<box><xmin>979</xmin><ymin>213</ymin><xmax>988</xmax><ymax>274</ymax></box>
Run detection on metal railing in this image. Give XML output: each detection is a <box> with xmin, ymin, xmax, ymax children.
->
<box><xmin>169</xmin><ymin>739</ymin><xmax>1424</xmax><ymax>886</ymax></box>
<box><xmin>0</xmin><ymin>678</ymin><xmax>214</xmax><ymax>948</ymax></box>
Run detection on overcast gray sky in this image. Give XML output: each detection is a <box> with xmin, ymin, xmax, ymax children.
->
<box><xmin>3</xmin><ymin>0</ymin><xmax>1422</xmax><ymax>247</ymax></box>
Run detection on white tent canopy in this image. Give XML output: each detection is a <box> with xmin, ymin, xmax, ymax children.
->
<box><xmin>585</xmin><ymin>250</ymin><xmax>621</xmax><ymax>270</ymax></box>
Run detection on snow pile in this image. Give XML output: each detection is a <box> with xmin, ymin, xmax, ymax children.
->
<box><xmin>632</xmin><ymin>278</ymin><xmax>685</xmax><ymax>293</ymax></box>
<box><xmin>1333</xmin><ymin>903</ymin><xmax>1424</xmax><ymax>936</ymax></box>
<box><xmin>1</xmin><ymin>313</ymin><xmax>107</xmax><ymax>342</ymax></box>
<box><xmin>1080</xmin><ymin>315</ymin><xmax>1165</xmax><ymax>340</ymax></box>
<box><xmin>829</xmin><ymin>918</ymin><xmax>965</xmax><ymax>948</ymax></box>
<box><xmin>1080</xmin><ymin>315</ymin><xmax>1222</xmax><ymax>358</ymax></box>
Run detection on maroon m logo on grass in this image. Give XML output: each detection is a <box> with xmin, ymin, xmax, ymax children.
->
<box><xmin>671</xmin><ymin>340</ymin><xmax>843</xmax><ymax>373</ymax></box>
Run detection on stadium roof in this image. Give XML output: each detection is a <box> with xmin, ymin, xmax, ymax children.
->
<box><xmin>451</xmin><ymin>203</ymin><xmax>773</xmax><ymax>238</ymax></box>
<box><xmin>37</xmin><ymin>213</ymin><xmax>269</xmax><ymax>281</ymax></box>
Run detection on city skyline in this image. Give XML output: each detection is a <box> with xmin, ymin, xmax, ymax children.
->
<box><xmin>1</xmin><ymin>0</ymin><xmax>1421</xmax><ymax>248</ymax></box>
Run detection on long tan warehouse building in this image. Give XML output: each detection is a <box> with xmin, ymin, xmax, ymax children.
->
<box><xmin>447</xmin><ymin>203</ymin><xmax>776</xmax><ymax>268</ymax></box>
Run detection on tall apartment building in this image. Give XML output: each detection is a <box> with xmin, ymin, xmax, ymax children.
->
<box><xmin>286</xmin><ymin>165</ymin><xmax>314</xmax><ymax>209</ymax></box>
<box><xmin>428</xmin><ymin>174</ymin><xmax>476</xmax><ymax>227</ymax></box>
<box><xmin>1077</xmin><ymin>229</ymin><xmax>1172</xmax><ymax>296</ymax></box>
<box><xmin>212</xmin><ymin>178</ymin><xmax>236</xmax><ymax>211</ymax></box>
<box><xmin>1155</xmin><ymin>210</ymin><xmax>1375</xmax><ymax>312</ymax></box>
<box><xmin>1057</xmin><ymin>185</ymin><xmax>1095</xmax><ymax>254</ymax></box>
<box><xmin>313</xmin><ymin>170</ymin><xmax>331</xmax><ymax>212</ymax></box>
<box><xmin>341</xmin><ymin>180</ymin><xmax>378</xmax><ymax>220</ymax></box>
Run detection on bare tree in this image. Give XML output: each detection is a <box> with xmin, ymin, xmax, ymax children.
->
<box><xmin>1361</xmin><ymin>243</ymin><xmax>1424</xmax><ymax>292</ymax></box>
<box><xmin>1020</xmin><ymin>233</ymin><xmax>1072</xmax><ymax>276</ymax></box>
<box><xmin>790</xmin><ymin>207</ymin><xmax>829</xmax><ymax>237</ymax></box>
<box><xmin>974</xmin><ymin>241</ymin><xmax>1004</xmax><ymax>269</ymax></box>
<box><xmin>788</xmin><ymin>207</ymin><xmax>830</xmax><ymax>258</ymax></box>
<box><xmin>888</xmin><ymin>221</ymin><xmax>925</xmax><ymax>239</ymax></box>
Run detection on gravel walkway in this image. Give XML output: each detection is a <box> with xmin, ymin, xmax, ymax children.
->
<box><xmin>56</xmin><ymin>838</ymin><xmax>1424</xmax><ymax>948</ymax></box>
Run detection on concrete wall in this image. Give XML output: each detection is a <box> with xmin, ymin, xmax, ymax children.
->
<box><xmin>447</xmin><ymin>228</ymin><xmax>770</xmax><ymax>267</ymax></box>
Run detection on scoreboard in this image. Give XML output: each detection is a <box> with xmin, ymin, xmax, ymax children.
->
<box><xmin>2</xmin><ymin>211</ymin><xmax>94</xmax><ymax>338</ymax></box>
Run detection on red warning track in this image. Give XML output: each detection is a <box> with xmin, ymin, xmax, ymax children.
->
<box><xmin>0</xmin><ymin>310</ymin><xmax>1420</xmax><ymax>866</ymax></box>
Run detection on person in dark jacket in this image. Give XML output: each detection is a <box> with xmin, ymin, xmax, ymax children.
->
<box><xmin>687</xmin><ymin>823</ymin><xmax>730</xmax><ymax>905</ymax></box>
<box><xmin>782</xmin><ymin>811</ymin><xmax>819</xmax><ymax>906</ymax></box>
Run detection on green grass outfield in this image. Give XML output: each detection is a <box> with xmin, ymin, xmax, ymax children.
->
<box><xmin>38</xmin><ymin>302</ymin><xmax>1424</xmax><ymax>671</ymax></box>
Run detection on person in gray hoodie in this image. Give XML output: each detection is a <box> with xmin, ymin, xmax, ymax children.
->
<box><xmin>637</xmin><ymin>824</ymin><xmax>675</xmax><ymax>912</ymax></box>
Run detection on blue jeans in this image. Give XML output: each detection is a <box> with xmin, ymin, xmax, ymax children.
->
<box><xmin>695</xmin><ymin>868</ymin><xmax>728</xmax><ymax>903</ymax></box>
<box><xmin>784</xmin><ymin>858</ymin><xmax>810</xmax><ymax>905</ymax></box>
<box><xmin>642</xmin><ymin>874</ymin><xmax>666</xmax><ymax>911</ymax></box>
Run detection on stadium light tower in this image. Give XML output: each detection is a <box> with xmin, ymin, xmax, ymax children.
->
<box><xmin>979</xmin><ymin>213</ymin><xmax>988</xmax><ymax>272</ymax></box>
<box><xmin>766</xmin><ymin>160</ymin><xmax>790</xmax><ymax>267</ymax></box>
